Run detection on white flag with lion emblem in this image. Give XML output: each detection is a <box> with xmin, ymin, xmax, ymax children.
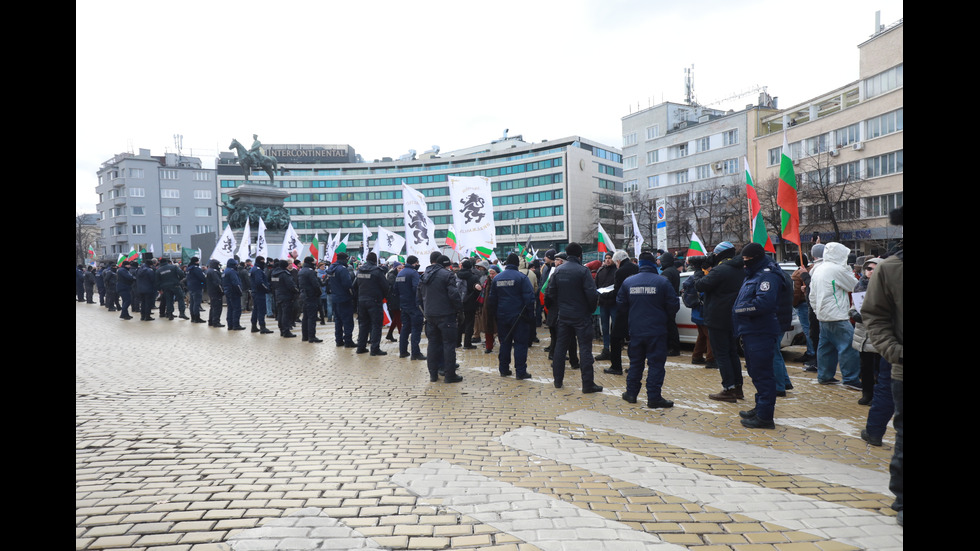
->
<box><xmin>449</xmin><ymin>176</ymin><xmax>496</xmax><ymax>252</ymax></box>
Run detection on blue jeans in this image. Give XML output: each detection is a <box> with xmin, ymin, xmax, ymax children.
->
<box><xmin>795</xmin><ymin>302</ymin><xmax>815</xmax><ymax>356</ymax></box>
<box><xmin>333</xmin><ymin>301</ymin><xmax>354</xmax><ymax>345</ymax></box>
<box><xmin>772</xmin><ymin>332</ymin><xmax>791</xmax><ymax>392</ymax></box>
<box><xmin>626</xmin><ymin>335</ymin><xmax>667</xmax><ymax>401</ymax></box>
<box><xmin>400</xmin><ymin>309</ymin><xmax>423</xmax><ymax>357</ymax></box>
<box><xmin>866</xmin><ymin>358</ymin><xmax>893</xmax><ymax>439</ymax></box>
<box><xmin>817</xmin><ymin>320</ymin><xmax>860</xmax><ymax>385</ymax></box>
<box><xmin>189</xmin><ymin>289</ymin><xmax>203</xmax><ymax>321</ymax></box>
<box><xmin>599</xmin><ymin>304</ymin><xmax>616</xmax><ymax>352</ymax></box>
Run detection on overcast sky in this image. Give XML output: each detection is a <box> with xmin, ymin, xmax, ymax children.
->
<box><xmin>76</xmin><ymin>0</ymin><xmax>902</xmax><ymax>212</ymax></box>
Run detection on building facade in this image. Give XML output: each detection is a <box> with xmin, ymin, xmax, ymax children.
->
<box><xmin>620</xmin><ymin>98</ymin><xmax>778</xmax><ymax>252</ymax></box>
<box><xmin>95</xmin><ymin>149</ymin><xmax>219</xmax><ymax>259</ymax></box>
<box><xmin>752</xmin><ymin>19</ymin><xmax>903</xmax><ymax>257</ymax></box>
<box><xmin>216</xmin><ymin>135</ymin><xmax>623</xmax><ymax>256</ymax></box>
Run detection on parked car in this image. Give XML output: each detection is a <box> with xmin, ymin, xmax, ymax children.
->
<box><xmin>675</xmin><ymin>265</ymin><xmax>804</xmax><ymax>348</ymax></box>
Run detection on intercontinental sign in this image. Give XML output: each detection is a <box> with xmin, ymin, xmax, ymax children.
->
<box><xmin>265</xmin><ymin>144</ymin><xmax>356</xmax><ymax>164</ymax></box>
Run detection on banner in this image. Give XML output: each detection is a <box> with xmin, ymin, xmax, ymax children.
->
<box><xmin>402</xmin><ymin>182</ymin><xmax>438</xmax><ymax>268</ymax></box>
<box><xmin>280</xmin><ymin>223</ymin><xmax>303</xmax><ymax>260</ymax></box>
<box><xmin>211</xmin><ymin>224</ymin><xmax>237</xmax><ymax>264</ymax></box>
<box><xmin>375</xmin><ymin>225</ymin><xmax>406</xmax><ymax>256</ymax></box>
<box><xmin>256</xmin><ymin>217</ymin><xmax>269</xmax><ymax>259</ymax></box>
<box><xmin>448</xmin><ymin>176</ymin><xmax>496</xmax><ymax>253</ymax></box>
<box><xmin>237</xmin><ymin>217</ymin><xmax>252</xmax><ymax>261</ymax></box>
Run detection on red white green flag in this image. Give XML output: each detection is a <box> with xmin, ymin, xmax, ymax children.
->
<box><xmin>687</xmin><ymin>232</ymin><xmax>707</xmax><ymax>256</ymax></box>
<box><xmin>744</xmin><ymin>159</ymin><xmax>776</xmax><ymax>253</ymax></box>
<box><xmin>331</xmin><ymin>234</ymin><xmax>349</xmax><ymax>263</ymax></box>
<box><xmin>309</xmin><ymin>233</ymin><xmax>320</xmax><ymax>261</ymax></box>
<box><xmin>597</xmin><ymin>223</ymin><xmax>617</xmax><ymax>253</ymax></box>
<box><xmin>446</xmin><ymin>225</ymin><xmax>458</xmax><ymax>251</ymax></box>
<box><xmin>474</xmin><ymin>245</ymin><xmax>493</xmax><ymax>260</ymax></box>
<box><xmin>777</xmin><ymin>137</ymin><xmax>801</xmax><ymax>246</ymax></box>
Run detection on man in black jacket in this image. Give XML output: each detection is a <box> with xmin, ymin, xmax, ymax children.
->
<box><xmin>355</xmin><ymin>252</ymin><xmax>389</xmax><ymax>355</ymax></box>
<box><xmin>695</xmin><ymin>242</ymin><xmax>745</xmax><ymax>402</ymax></box>
<box><xmin>594</xmin><ymin>253</ymin><xmax>617</xmax><ymax>361</ymax></box>
<box><xmin>456</xmin><ymin>259</ymin><xmax>481</xmax><ymax>349</ymax></box>
<box><xmin>546</xmin><ymin>243</ymin><xmax>603</xmax><ymax>394</ymax></box>
<box><xmin>298</xmin><ymin>256</ymin><xmax>323</xmax><ymax>342</ymax></box>
<box><xmin>418</xmin><ymin>255</ymin><xmax>463</xmax><ymax>383</ymax></box>
<box><xmin>206</xmin><ymin>260</ymin><xmax>224</xmax><ymax>327</ymax></box>
<box><xmin>605</xmin><ymin>250</ymin><xmax>638</xmax><ymax>375</ymax></box>
<box><xmin>658</xmin><ymin>252</ymin><xmax>682</xmax><ymax>355</ymax></box>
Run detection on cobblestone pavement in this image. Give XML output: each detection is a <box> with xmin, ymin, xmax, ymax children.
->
<box><xmin>76</xmin><ymin>303</ymin><xmax>901</xmax><ymax>550</ymax></box>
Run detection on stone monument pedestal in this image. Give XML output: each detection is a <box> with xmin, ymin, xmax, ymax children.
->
<box><xmin>225</xmin><ymin>184</ymin><xmax>291</xmax><ymax>258</ymax></box>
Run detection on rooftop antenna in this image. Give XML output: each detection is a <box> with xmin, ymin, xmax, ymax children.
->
<box><xmin>684</xmin><ymin>65</ymin><xmax>697</xmax><ymax>106</ymax></box>
<box><xmin>174</xmin><ymin>134</ymin><xmax>183</xmax><ymax>162</ymax></box>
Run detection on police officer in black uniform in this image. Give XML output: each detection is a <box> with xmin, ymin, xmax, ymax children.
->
<box><xmin>396</xmin><ymin>255</ymin><xmax>425</xmax><ymax>360</ymax></box>
<box><xmin>298</xmin><ymin>256</ymin><xmax>323</xmax><ymax>343</ymax></box>
<box><xmin>545</xmin><ymin>243</ymin><xmax>603</xmax><ymax>393</ymax></box>
<box><xmin>273</xmin><ymin>259</ymin><xmax>298</xmax><ymax>338</ymax></box>
<box><xmin>418</xmin><ymin>255</ymin><xmax>463</xmax><ymax>383</ymax></box>
<box><xmin>355</xmin><ymin>252</ymin><xmax>389</xmax><ymax>355</ymax></box>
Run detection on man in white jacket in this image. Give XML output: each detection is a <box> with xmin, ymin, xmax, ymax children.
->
<box><xmin>807</xmin><ymin>242</ymin><xmax>861</xmax><ymax>388</ymax></box>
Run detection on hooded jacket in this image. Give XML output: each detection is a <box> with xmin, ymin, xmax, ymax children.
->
<box><xmin>807</xmin><ymin>242</ymin><xmax>856</xmax><ymax>322</ymax></box>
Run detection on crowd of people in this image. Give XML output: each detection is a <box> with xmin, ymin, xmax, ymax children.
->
<box><xmin>78</xmin><ymin>207</ymin><xmax>903</xmax><ymax>525</ymax></box>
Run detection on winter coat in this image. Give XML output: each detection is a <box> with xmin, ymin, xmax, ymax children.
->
<box><xmin>695</xmin><ymin>255</ymin><xmax>744</xmax><ymax>330</ymax></box>
<box><xmin>861</xmin><ymin>251</ymin><xmax>903</xmax><ymax>378</ymax></box>
<box><xmin>807</xmin><ymin>242</ymin><xmax>856</xmax><ymax>322</ymax></box>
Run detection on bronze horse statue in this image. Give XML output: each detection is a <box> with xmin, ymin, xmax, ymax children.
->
<box><xmin>229</xmin><ymin>138</ymin><xmax>278</xmax><ymax>182</ymax></box>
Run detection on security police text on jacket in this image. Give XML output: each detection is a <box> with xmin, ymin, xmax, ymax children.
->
<box><xmin>486</xmin><ymin>258</ymin><xmax>535</xmax><ymax>324</ymax></box>
<box><xmin>732</xmin><ymin>251</ymin><xmax>785</xmax><ymax>338</ymax></box>
<box><xmin>355</xmin><ymin>256</ymin><xmax>388</xmax><ymax>304</ymax></box>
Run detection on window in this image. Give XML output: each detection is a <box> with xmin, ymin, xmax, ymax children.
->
<box><xmin>865</xmin><ymin>63</ymin><xmax>903</xmax><ymax>99</ymax></box>
<box><xmin>128</xmin><ymin>187</ymin><xmax>145</xmax><ymax>197</ymax></box>
<box><xmin>162</xmin><ymin>207</ymin><xmax>180</xmax><ymax>216</ymax></box>
<box><xmin>866</xmin><ymin>150</ymin><xmax>903</xmax><ymax>178</ymax></box>
<box><xmin>623</xmin><ymin>132</ymin><xmax>637</xmax><ymax>147</ymax></box>
<box><xmin>695</xmin><ymin>165</ymin><xmax>711</xmax><ymax>179</ymax></box>
<box><xmin>193</xmin><ymin>171</ymin><xmax>210</xmax><ymax>181</ymax></box>
<box><xmin>722</xmin><ymin>158</ymin><xmax>738</xmax><ymax>174</ymax></box>
<box><xmin>677</xmin><ymin>143</ymin><xmax>688</xmax><ymax>157</ymax></box>
<box><xmin>624</xmin><ymin>179</ymin><xmax>638</xmax><ymax>193</ymax></box>
<box><xmin>864</xmin><ymin>192</ymin><xmax>903</xmax><ymax>218</ymax></box>
<box><xmin>193</xmin><ymin>189</ymin><xmax>213</xmax><ymax>200</ymax></box>
<box><xmin>623</xmin><ymin>156</ymin><xmax>638</xmax><ymax>170</ymax></box>
<box><xmin>787</xmin><ymin>141</ymin><xmax>803</xmax><ymax>160</ymax></box>
<box><xmin>834</xmin><ymin>161</ymin><xmax>860</xmax><ymax>183</ymax></box>
<box><xmin>193</xmin><ymin>207</ymin><xmax>211</xmax><ymax>217</ymax></box>
<box><xmin>835</xmin><ymin>123</ymin><xmax>860</xmax><ymax>148</ymax></box>
<box><xmin>768</xmin><ymin>146</ymin><xmax>782</xmax><ymax>166</ymax></box>
<box><xmin>128</xmin><ymin>168</ymin><xmax>144</xmax><ymax>178</ymax></box>
<box><xmin>646</xmin><ymin>125</ymin><xmax>659</xmax><ymax>140</ymax></box>
<box><xmin>693</xmin><ymin>191</ymin><xmax>712</xmax><ymax>206</ymax></box>
<box><xmin>646</xmin><ymin>150</ymin><xmax>659</xmax><ymax>165</ymax></box>
<box><xmin>131</xmin><ymin>225</ymin><xmax>146</xmax><ymax>235</ymax></box>
<box><xmin>647</xmin><ymin>175</ymin><xmax>660</xmax><ymax>188</ymax></box>
<box><xmin>722</xmin><ymin>129</ymin><xmax>738</xmax><ymax>146</ymax></box>
<box><xmin>805</xmin><ymin>133</ymin><xmax>829</xmax><ymax>155</ymax></box>
<box><xmin>107</xmin><ymin>189</ymin><xmax>120</xmax><ymax>199</ymax></box>
<box><xmin>195</xmin><ymin>225</ymin><xmax>214</xmax><ymax>234</ymax></box>
<box><xmin>162</xmin><ymin>225</ymin><xmax>181</xmax><ymax>235</ymax></box>
<box><xmin>697</xmin><ymin>137</ymin><xmax>710</xmax><ymax>152</ymax></box>
<box><xmin>674</xmin><ymin>170</ymin><xmax>688</xmax><ymax>184</ymax></box>
<box><xmin>161</xmin><ymin>189</ymin><xmax>179</xmax><ymax>199</ymax></box>
<box><xmin>866</xmin><ymin>108</ymin><xmax>903</xmax><ymax>140</ymax></box>
<box><xmin>160</xmin><ymin>169</ymin><xmax>178</xmax><ymax>180</ymax></box>
<box><xmin>131</xmin><ymin>206</ymin><xmax>145</xmax><ymax>216</ymax></box>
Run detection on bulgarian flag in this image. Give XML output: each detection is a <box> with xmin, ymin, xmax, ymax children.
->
<box><xmin>446</xmin><ymin>225</ymin><xmax>458</xmax><ymax>251</ymax></box>
<box><xmin>687</xmin><ymin>232</ymin><xmax>707</xmax><ymax>256</ymax></box>
<box><xmin>118</xmin><ymin>248</ymin><xmax>140</xmax><ymax>266</ymax></box>
<box><xmin>331</xmin><ymin>234</ymin><xmax>349</xmax><ymax>263</ymax></box>
<box><xmin>597</xmin><ymin>222</ymin><xmax>617</xmax><ymax>253</ymax></box>
<box><xmin>474</xmin><ymin>245</ymin><xmax>493</xmax><ymax>260</ymax></box>
<box><xmin>518</xmin><ymin>236</ymin><xmax>533</xmax><ymax>262</ymax></box>
<box><xmin>309</xmin><ymin>233</ymin><xmax>320</xmax><ymax>261</ymax></box>
<box><xmin>539</xmin><ymin>268</ymin><xmax>553</xmax><ymax>307</ymax></box>
<box><xmin>777</xmin><ymin>137</ymin><xmax>801</xmax><ymax>246</ymax></box>
<box><xmin>87</xmin><ymin>244</ymin><xmax>96</xmax><ymax>258</ymax></box>
<box><xmin>745</xmin><ymin>160</ymin><xmax>776</xmax><ymax>253</ymax></box>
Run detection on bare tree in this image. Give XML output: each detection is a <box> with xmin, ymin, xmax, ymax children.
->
<box><xmin>794</xmin><ymin>152</ymin><xmax>868</xmax><ymax>244</ymax></box>
<box><xmin>76</xmin><ymin>213</ymin><xmax>100</xmax><ymax>265</ymax></box>
<box><xmin>588</xmin><ymin>191</ymin><xmax>626</xmax><ymax>250</ymax></box>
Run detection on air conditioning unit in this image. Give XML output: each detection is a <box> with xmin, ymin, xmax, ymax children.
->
<box><xmin>852</xmin><ymin>142</ymin><xmax>864</xmax><ymax>151</ymax></box>
<box><xmin>713</xmin><ymin>162</ymin><xmax>722</xmax><ymax>171</ymax></box>
<box><xmin>829</xmin><ymin>149</ymin><xmax>839</xmax><ymax>157</ymax></box>
<box><xmin>793</xmin><ymin>158</ymin><xmax>800</xmax><ymax>166</ymax></box>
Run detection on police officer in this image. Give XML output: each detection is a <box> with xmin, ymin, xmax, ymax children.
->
<box><xmin>733</xmin><ymin>243</ymin><xmax>785</xmax><ymax>429</ymax></box>
<box><xmin>355</xmin><ymin>252</ymin><xmax>389</xmax><ymax>355</ymax></box>
<box><xmin>273</xmin><ymin>259</ymin><xmax>298</xmax><ymax>338</ymax></box>
<box><xmin>222</xmin><ymin>258</ymin><xmax>245</xmax><ymax>330</ymax></box>
<box><xmin>396</xmin><ymin>255</ymin><xmax>425</xmax><ymax>360</ymax></box>
<box><xmin>136</xmin><ymin>259</ymin><xmax>158</xmax><ymax>321</ymax></box>
<box><xmin>328</xmin><ymin>252</ymin><xmax>356</xmax><ymax>347</ymax></box>
<box><xmin>249</xmin><ymin>256</ymin><xmax>274</xmax><ymax>334</ymax></box>
<box><xmin>298</xmin><ymin>256</ymin><xmax>323</xmax><ymax>343</ymax></box>
<box><xmin>116</xmin><ymin>261</ymin><xmax>135</xmax><ymax>319</ymax></box>
<box><xmin>186</xmin><ymin>256</ymin><xmax>207</xmax><ymax>323</ymax></box>
<box><xmin>206</xmin><ymin>259</ymin><xmax>225</xmax><ymax>328</ymax></box>
<box><xmin>103</xmin><ymin>263</ymin><xmax>119</xmax><ymax>312</ymax></box>
<box><xmin>487</xmin><ymin>253</ymin><xmax>535</xmax><ymax>379</ymax></box>
<box><xmin>617</xmin><ymin>251</ymin><xmax>680</xmax><ymax>408</ymax></box>
<box><xmin>545</xmin><ymin>243</ymin><xmax>603</xmax><ymax>393</ymax></box>
<box><xmin>418</xmin><ymin>255</ymin><xmax>463</xmax><ymax>383</ymax></box>
<box><xmin>157</xmin><ymin>258</ymin><xmax>187</xmax><ymax>320</ymax></box>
